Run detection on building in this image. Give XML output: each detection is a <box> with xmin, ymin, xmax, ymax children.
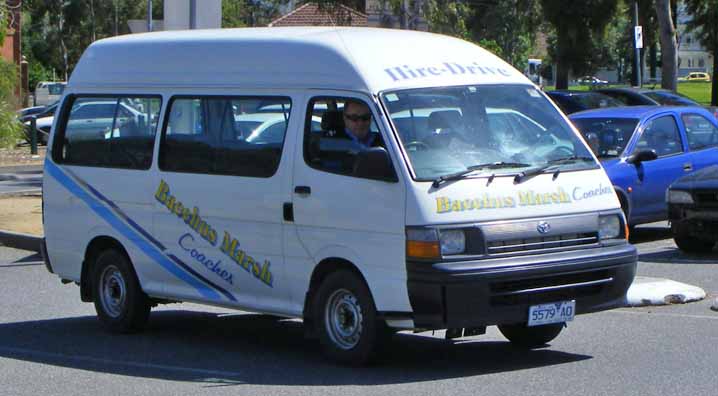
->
<box><xmin>676</xmin><ymin>1</ymin><xmax>713</xmax><ymax>77</ymax></box>
<box><xmin>269</xmin><ymin>2</ymin><xmax>367</xmax><ymax>27</ymax></box>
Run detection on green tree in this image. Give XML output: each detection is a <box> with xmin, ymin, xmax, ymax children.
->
<box><xmin>222</xmin><ymin>0</ymin><xmax>285</xmax><ymax>27</ymax></box>
<box><xmin>541</xmin><ymin>0</ymin><xmax>618</xmax><ymax>89</ymax></box>
<box><xmin>684</xmin><ymin>0</ymin><xmax>718</xmax><ymax>104</ymax></box>
<box><xmin>467</xmin><ymin>0</ymin><xmax>541</xmax><ymax>72</ymax></box>
<box><xmin>23</xmin><ymin>0</ymin><xmax>159</xmax><ymax>82</ymax></box>
<box><xmin>0</xmin><ymin>4</ymin><xmax>23</xmax><ymax>147</ymax></box>
<box><xmin>425</xmin><ymin>0</ymin><xmax>471</xmax><ymax>41</ymax></box>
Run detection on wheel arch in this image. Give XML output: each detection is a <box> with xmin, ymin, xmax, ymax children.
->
<box><xmin>302</xmin><ymin>257</ymin><xmax>372</xmax><ymax>337</ymax></box>
<box><xmin>614</xmin><ymin>186</ymin><xmax>631</xmax><ymax>224</ymax></box>
<box><xmin>80</xmin><ymin>235</ymin><xmax>131</xmax><ymax>302</ymax></box>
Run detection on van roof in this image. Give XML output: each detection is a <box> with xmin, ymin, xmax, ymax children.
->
<box><xmin>69</xmin><ymin>27</ymin><xmax>530</xmax><ymax>93</ymax></box>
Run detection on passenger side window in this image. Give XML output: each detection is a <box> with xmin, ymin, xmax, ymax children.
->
<box><xmin>636</xmin><ymin>115</ymin><xmax>683</xmax><ymax>157</ymax></box>
<box><xmin>54</xmin><ymin>96</ymin><xmax>161</xmax><ymax>169</ymax></box>
<box><xmin>304</xmin><ymin>97</ymin><xmax>394</xmax><ymax>181</ymax></box>
<box><xmin>160</xmin><ymin>96</ymin><xmax>291</xmax><ymax>177</ymax></box>
<box><xmin>681</xmin><ymin>113</ymin><xmax>718</xmax><ymax>150</ymax></box>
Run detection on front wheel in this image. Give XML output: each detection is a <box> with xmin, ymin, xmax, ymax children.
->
<box><xmin>314</xmin><ymin>270</ymin><xmax>381</xmax><ymax>365</ymax></box>
<box><xmin>92</xmin><ymin>249</ymin><xmax>151</xmax><ymax>333</ymax></box>
<box><xmin>674</xmin><ymin>236</ymin><xmax>715</xmax><ymax>254</ymax></box>
<box><xmin>498</xmin><ymin>322</ymin><xmax>564</xmax><ymax>348</ymax></box>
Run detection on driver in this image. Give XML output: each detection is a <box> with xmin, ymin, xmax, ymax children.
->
<box><xmin>342</xmin><ymin>100</ymin><xmax>382</xmax><ymax>149</ymax></box>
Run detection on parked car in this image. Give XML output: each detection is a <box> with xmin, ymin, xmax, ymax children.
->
<box><xmin>595</xmin><ymin>87</ymin><xmax>718</xmax><ymax>119</ymax></box>
<box><xmin>678</xmin><ymin>72</ymin><xmax>711</xmax><ymax>82</ymax></box>
<box><xmin>20</xmin><ymin>101</ymin><xmax>60</xmax><ymax>144</ymax></box>
<box><xmin>577</xmin><ymin>75</ymin><xmax>609</xmax><ymax>86</ymax></box>
<box><xmin>667</xmin><ymin>165</ymin><xmax>718</xmax><ymax>253</ymax></box>
<box><xmin>26</xmin><ymin>100</ymin><xmax>148</xmax><ymax>145</ymax></box>
<box><xmin>546</xmin><ymin>90</ymin><xmax>623</xmax><ymax>114</ymax></box>
<box><xmin>570</xmin><ymin>106</ymin><xmax>718</xmax><ymax>226</ymax></box>
<box><xmin>17</xmin><ymin>104</ymin><xmax>49</xmax><ymax>119</ymax></box>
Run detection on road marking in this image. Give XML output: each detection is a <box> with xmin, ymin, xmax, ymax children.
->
<box><xmin>0</xmin><ymin>346</ymin><xmax>244</xmax><ymax>379</ymax></box>
<box><xmin>613</xmin><ymin>309</ymin><xmax>718</xmax><ymax>320</ymax></box>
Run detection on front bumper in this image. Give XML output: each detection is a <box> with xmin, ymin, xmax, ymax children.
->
<box><xmin>407</xmin><ymin>243</ymin><xmax>637</xmax><ymax>329</ymax></box>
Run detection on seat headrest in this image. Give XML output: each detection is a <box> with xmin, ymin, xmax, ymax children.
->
<box><xmin>321</xmin><ymin>110</ymin><xmax>345</xmax><ymax>131</ymax></box>
<box><xmin>428</xmin><ymin>110</ymin><xmax>462</xmax><ymax>130</ymax></box>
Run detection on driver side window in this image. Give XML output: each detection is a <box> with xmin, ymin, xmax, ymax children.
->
<box><xmin>304</xmin><ymin>97</ymin><xmax>393</xmax><ymax>180</ymax></box>
<box><xmin>636</xmin><ymin>115</ymin><xmax>683</xmax><ymax>157</ymax></box>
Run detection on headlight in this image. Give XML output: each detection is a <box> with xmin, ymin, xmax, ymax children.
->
<box><xmin>599</xmin><ymin>215</ymin><xmax>621</xmax><ymax>240</ymax></box>
<box><xmin>439</xmin><ymin>229</ymin><xmax>465</xmax><ymax>255</ymax></box>
<box><xmin>406</xmin><ymin>227</ymin><xmax>466</xmax><ymax>259</ymax></box>
<box><xmin>667</xmin><ymin>190</ymin><xmax>693</xmax><ymax>204</ymax></box>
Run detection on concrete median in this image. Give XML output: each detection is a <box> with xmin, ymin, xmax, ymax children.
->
<box><xmin>0</xmin><ymin>230</ymin><xmax>42</xmax><ymax>252</ymax></box>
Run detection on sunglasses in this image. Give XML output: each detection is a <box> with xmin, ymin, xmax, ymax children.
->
<box><xmin>344</xmin><ymin>113</ymin><xmax>372</xmax><ymax>122</ymax></box>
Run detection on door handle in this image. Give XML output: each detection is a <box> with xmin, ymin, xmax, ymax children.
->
<box><xmin>294</xmin><ymin>186</ymin><xmax>311</xmax><ymax>195</ymax></box>
<box><xmin>683</xmin><ymin>163</ymin><xmax>693</xmax><ymax>172</ymax></box>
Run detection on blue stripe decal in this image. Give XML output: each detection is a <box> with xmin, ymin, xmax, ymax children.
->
<box><xmin>71</xmin><ymin>175</ymin><xmax>236</xmax><ymax>303</ymax></box>
<box><xmin>45</xmin><ymin>161</ymin><xmax>235</xmax><ymax>302</ymax></box>
<box><xmin>67</xmin><ymin>170</ymin><xmax>167</xmax><ymax>251</ymax></box>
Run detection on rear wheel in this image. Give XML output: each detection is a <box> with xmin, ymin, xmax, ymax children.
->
<box><xmin>498</xmin><ymin>322</ymin><xmax>564</xmax><ymax>348</ymax></box>
<box><xmin>92</xmin><ymin>249</ymin><xmax>150</xmax><ymax>333</ymax></box>
<box><xmin>314</xmin><ymin>270</ymin><xmax>381</xmax><ymax>365</ymax></box>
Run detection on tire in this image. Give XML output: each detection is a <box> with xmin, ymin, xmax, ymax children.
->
<box><xmin>92</xmin><ymin>249</ymin><xmax>150</xmax><ymax>333</ymax></box>
<box><xmin>314</xmin><ymin>270</ymin><xmax>381</xmax><ymax>365</ymax></box>
<box><xmin>674</xmin><ymin>236</ymin><xmax>715</xmax><ymax>254</ymax></box>
<box><xmin>498</xmin><ymin>322</ymin><xmax>564</xmax><ymax>348</ymax></box>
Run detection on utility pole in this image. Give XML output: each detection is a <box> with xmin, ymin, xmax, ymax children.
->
<box><xmin>147</xmin><ymin>0</ymin><xmax>153</xmax><ymax>32</ymax></box>
<box><xmin>634</xmin><ymin>1</ymin><xmax>642</xmax><ymax>87</ymax></box>
<box><xmin>190</xmin><ymin>0</ymin><xmax>197</xmax><ymax>29</ymax></box>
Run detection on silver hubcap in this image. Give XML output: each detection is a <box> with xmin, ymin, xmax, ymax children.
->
<box><xmin>324</xmin><ymin>289</ymin><xmax>363</xmax><ymax>350</ymax></box>
<box><xmin>99</xmin><ymin>265</ymin><xmax>126</xmax><ymax>318</ymax></box>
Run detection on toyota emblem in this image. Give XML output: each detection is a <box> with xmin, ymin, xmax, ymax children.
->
<box><xmin>537</xmin><ymin>221</ymin><xmax>551</xmax><ymax>234</ymax></box>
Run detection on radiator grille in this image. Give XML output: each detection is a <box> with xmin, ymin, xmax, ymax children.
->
<box><xmin>487</xmin><ymin>232</ymin><xmax>598</xmax><ymax>255</ymax></box>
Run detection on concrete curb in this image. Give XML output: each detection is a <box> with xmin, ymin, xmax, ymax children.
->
<box><xmin>625</xmin><ymin>276</ymin><xmax>706</xmax><ymax>306</ymax></box>
<box><xmin>0</xmin><ymin>230</ymin><xmax>42</xmax><ymax>252</ymax></box>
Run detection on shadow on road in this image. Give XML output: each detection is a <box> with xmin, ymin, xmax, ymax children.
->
<box><xmin>629</xmin><ymin>225</ymin><xmax>672</xmax><ymax>244</ymax></box>
<box><xmin>0</xmin><ymin>311</ymin><xmax>591</xmax><ymax>386</ymax></box>
<box><xmin>638</xmin><ymin>248</ymin><xmax>718</xmax><ymax>264</ymax></box>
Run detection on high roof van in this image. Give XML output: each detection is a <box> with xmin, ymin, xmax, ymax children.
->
<box><xmin>42</xmin><ymin>27</ymin><xmax>637</xmax><ymax>365</ymax></box>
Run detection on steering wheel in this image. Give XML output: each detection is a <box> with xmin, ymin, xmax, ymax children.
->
<box><xmin>405</xmin><ymin>141</ymin><xmax>430</xmax><ymax>151</ymax></box>
<box><xmin>547</xmin><ymin>146</ymin><xmax>574</xmax><ymax>160</ymax></box>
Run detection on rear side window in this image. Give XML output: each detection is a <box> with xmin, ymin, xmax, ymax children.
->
<box><xmin>682</xmin><ymin>113</ymin><xmax>718</xmax><ymax>150</ymax></box>
<box><xmin>159</xmin><ymin>96</ymin><xmax>291</xmax><ymax>177</ymax></box>
<box><xmin>54</xmin><ymin>96</ymin><xmax>162</xmax><ymax>169</ymax></box>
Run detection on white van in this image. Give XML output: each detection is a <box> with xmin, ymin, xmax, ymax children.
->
<box><xmin>42</xmin><ymin>28</ymin><xmax>637</xmax><ymax>365</ymax></box>
<box><xmin>34</xmin><ymin>81</ymin><xmax>66</xmax><ymax>106</ymax></box>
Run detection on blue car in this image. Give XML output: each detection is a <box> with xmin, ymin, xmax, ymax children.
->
<box><xmin>570</xmin><ymin>106</ymin><xmax>718</xmax><ymax>226</ymax></box>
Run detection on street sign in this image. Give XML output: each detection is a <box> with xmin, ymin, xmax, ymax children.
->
<box><xmin>635</xmin><ymin>25</ymin><xmax>644</xmax><ymax>49</ymax></box>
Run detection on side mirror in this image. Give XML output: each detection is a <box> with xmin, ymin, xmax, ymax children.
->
<box><xmin>626</xmin><ymin>149</ymin><xmax>658</xmax><ymax>164</ymax></box>
<box><xmin>353</xmin><ymin>147</ymin><xmax>398</xmax><ymax>182</ymax></box>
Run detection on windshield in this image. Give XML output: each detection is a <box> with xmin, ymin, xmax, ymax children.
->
<box><xmin>571</xmin><ymin>117</ymin><xmax>638</xmax><ymax>158</ymax></box>
<box><xmin>381</xmin><ymin>85</ymin><xmax>597</xmax><ymax>180</ymax></box>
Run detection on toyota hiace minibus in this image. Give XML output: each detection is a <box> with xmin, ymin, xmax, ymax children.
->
<box><xmin>42</xmin><ymin>27</ymin><xmax>637</xmax><ymax>365</ymax></box>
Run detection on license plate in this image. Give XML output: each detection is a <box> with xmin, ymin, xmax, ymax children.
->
<box><xmin>528</xmin><ymin>300</ymin><xmax>575</xmax><ymax>327</ymax></box>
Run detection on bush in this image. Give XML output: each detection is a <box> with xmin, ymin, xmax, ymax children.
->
<box><xmin>0</xmin><ymin>58</ymin><xmax>24</xmax><ymax>148</ymax></box>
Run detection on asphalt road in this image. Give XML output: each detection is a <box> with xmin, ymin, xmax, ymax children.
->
<box><xmin>0</xmin><ymin>225</ymin><xmax>716</xmax><ymax>396</ymax></box>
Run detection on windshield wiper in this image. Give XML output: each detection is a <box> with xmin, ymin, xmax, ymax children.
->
<box><xmin>514</xmin><ymin>156</ymin><xmax>596</xmax><ymax>183</ymax></box>
<box><xmin>432</xmin><ymin>161</ymin><xmax>531</xmax><ymax>188</ymax></box>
